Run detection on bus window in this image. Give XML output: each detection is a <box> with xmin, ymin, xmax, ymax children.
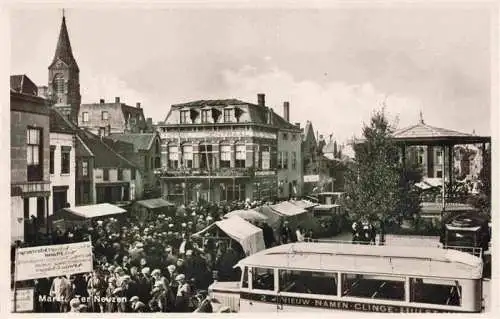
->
<box><xmin>279</xmin><ymin>270</ymin><xmax>337</xmax><ymax>295</ymax></box>
<box><xmin>241</xmin><ymin>266</ymin><xmax>248</xmax><ymax>288</ymax></box>
<box><xmin>341</xmin><ymin>274</ymin><xmax>405</xmax><ymax>301</ymax></box>
<box><xmin>410</xmin><ymin>278</ymin><xmax>461</xmax><ymax>306</ymax></box>
<box><xmin>252</xmin><ymin>267</ymin><xmax>275</xmax><ymax>291</ymax></box>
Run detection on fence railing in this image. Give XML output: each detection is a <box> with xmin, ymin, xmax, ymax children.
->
<box><xmin>442</xmin><ymin>245</ymin><xmax>483</xmax><ymax>258</ymax></box>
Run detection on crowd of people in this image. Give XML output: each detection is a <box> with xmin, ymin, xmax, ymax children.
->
<box><xmin>13</xmin><ymin>200</ymin><xmax>307</xmax><ymax>313</ymax></box>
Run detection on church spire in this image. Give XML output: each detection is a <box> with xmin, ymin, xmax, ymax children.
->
<box><xmin>51</xmin><ymin>10</ymin><xmax>79</xmax><ymax>71</ymax></box>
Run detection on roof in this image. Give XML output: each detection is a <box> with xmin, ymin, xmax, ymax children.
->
<box><xmin>77</xmin><ymin>129</ymin><xmax>137</xmax><ymax>169</ymax></box>
<box><xmin>235</xmin><ymin>242</ymin><xmax>483</xmax><ymax>279</ymax></box>
<box><xmin>193</xmin><ymin>216</ymin><xmax>266</xmax><ymax>255</ymax></box>
<box><xmin>169</xmin><ymin>99</ymin><xmax>299</xmax><ymax>131</ymax></box>
<box><xmin>49</xmin><ymin>108</ymin><xmax>75</xmax><ymax>134</ymax></box>
<box><xmin>50</xmin><ymin>16</ymin><xmax>79</xmax><ymax>71</ymax></box>
<box><xmin>392</xmin><ymin>119</ymin><xmax>490</xmax><ymax>144</ymax></box>
<box><xmin>288</xmin><ymin>199</ymin><xmax>318</xmax><ymax>210</ymax></box>
<box><xmin>224</xmin><ymin>209</ymin><xmax>269</xmax><ymax>222</ymax></box>
<box><xmin>135</xmin><ymin>198</ymin><xmax>175</xmax><ymax>210</ymax></box>
<box><xmin>10</xmin><ymin>75</ymin><xmax>38</xmax><ymax>96</ymax></box>
<box><xmin>302</xmin><ymin>121</ymin><xmax>315</xmax><ymax>142</ymax></box>
<box><xmin>65</xmin><ymin>203</ymin><xmax>126</xmax><ymax>219</ymax></box>
<box><xmin>108</xmin><ymin>133</ymin><xmax>156</xmax><ymax>151</ymax></box>
<box><xmin>270</xmin><ymin>201</ymin><xmax>307</xmax><ymax>217</ymax></box>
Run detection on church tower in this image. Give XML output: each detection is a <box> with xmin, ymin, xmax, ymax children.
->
<box><xmin>48</xmin><ymin>11</ymin><xmax>81</xmax><ymax>125</ymax></box>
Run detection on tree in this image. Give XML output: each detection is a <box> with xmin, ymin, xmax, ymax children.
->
<box><xmin>342</xmin><ymin>109</ymin><xmax>422</xmax><ymax>231</ymax></box>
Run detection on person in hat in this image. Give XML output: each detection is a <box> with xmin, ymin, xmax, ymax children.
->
<box><xmin>49</xmin><ymin>275</ymin><xmax>72</xmax><ymax>312</ymax></box>
<box><xmin>130</xmin><ymin>296</ymin><xmax>146</xmax><ymax>312</ymax></box>
<box><xmin>69</xmin><ymin>298</ymin><xmax>81</xmax><ymax>312</ymax></box>
<box><xmin>87</xmin><ymin>270</ymin><xmax>106</xmax><ymax>313</ymax></box>
<box><xmin>174</xmin><ymin>274</ymin><xmax>191</xmax><ymax>312</ymax></box>
<box><xmin>151</xmin><ymin>269</ymin><xmax>168</xmax><ymax>291</ymax></box>
<box><xmin>105</xmin><ymin>277</ymin><xmax>118</xmax><ymax>313</ymax></box>
<box><xmin>137</xmin><ymin>267</ymin><xmax>153</xmax><ymax>305</ymax></box>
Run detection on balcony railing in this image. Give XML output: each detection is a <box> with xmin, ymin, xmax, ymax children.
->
<box><xmin>155</xmin><ymin>167</ymin><xmax>276</xmax><ymax>178</ymax></box>
<box><xmin>11</xmin><ymin>181</ymin><xmax>51</xmax><ymax>196</ymax></box>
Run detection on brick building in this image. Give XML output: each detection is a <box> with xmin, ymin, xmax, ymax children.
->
<box><xmin>78</xmin><ymin>98</ymin><xmax>148</xmax><ymax>136</ymax></box>
<box><xmin>157</xmin><ymin>94</ymin><xmax>302</xmax><ymax>204</ymax></box>
<box><xmin>47</xmin><ymin>14</ymin><xmax>81</xmax><ymax>124</ymax></box>
<box><xmin>103</xmin><ymin>133</ymin><xmax>162</xmax><ymax>199</ymax></box>
<box><xmin>10</xmin><ymin>88</ymin><xmax>51</xmax><ymax>243</ymax></box>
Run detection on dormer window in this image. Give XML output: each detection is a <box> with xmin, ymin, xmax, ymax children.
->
<box><xmin>201</xmin><ymin>109</ymin><xmax>210</xmax><ymax>123</ymax></box>
<box><xmin>223</xmin><ymin>109</ymin><xmax>232</xmax><ymax>122</ymax></box>
<box><xmin>180</xmin><ymin>110</ymin><xmax>189</xmax><ymax>124</ymax></box>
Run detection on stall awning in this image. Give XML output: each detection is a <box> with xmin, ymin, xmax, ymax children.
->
<box><xmin>270</xmin><ymin>201</ymin><xmax>307</xmax><ymax>217</ymax></box>
<box><xmin>135</xmin><ymin>198</ymin><xmax>175</xmax><ymax>210</ymax></box>
<box><xmin>65</xmin><ymin>203</ymin><xmax>126</xmax><ymax>219</ymax></box>
<box><xmin>193</xmin><ymin>216</ymin><xmax>265</xmax><ymax>255</ymax></box>
<box><xmin>289</xmin><ymin>199</ymin><xmax>318</xmax><ymax>210</ymax></box>
<box><xmin>224</xmin><ymin>209</ymin><xmax>268</xmax><ymax>222</ymax></box>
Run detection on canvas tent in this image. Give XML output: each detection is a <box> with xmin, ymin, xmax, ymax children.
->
<box><xmin>132</xmin><ymin>198</ymin><xmax>176</xmax><ymax>221</ymax></box>
<box><xmin>193</xmin><ymin>216</ymin><xmax>265</xmax><ymax>255</ymax></box>
<box><xmin>270</xmin><ymin>201</ymin><xmax>307</xmax><ymax>217</ymax></box>
<box><xmin>50</xmin><ymin>203</ymin><xmax>127</xmax><ymax>230</ymax></box>
<box><xmin>224</xmin><ymin>209</ymin><xmax>268</xmax><ymax>223</ymax></box>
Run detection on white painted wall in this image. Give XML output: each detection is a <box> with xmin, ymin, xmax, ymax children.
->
<box><xmin>49</xmin><ymin>132</ymin><xmax>75</xmax><ymax>214</ymax></box>
<box><xmin>11</xmin><ymin>196</ymin><xmax>24</xmax><ymax>243</ymax></box>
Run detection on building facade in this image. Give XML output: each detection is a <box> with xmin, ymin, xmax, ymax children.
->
<box><xmin>10</xmin><ymin>90</ymin><xmax>51</xmax><ymax>243</ymax></box>
<box><xmin>47</xmin><ymin>15</ymin><xmax>81</xmax><ymax>124</ymax></box>
<box><xmin>157</xmin><ymin>94</ymin><xmax>303</xmax><ymax>204</ymax></box>
<box><xmin>76</xmin><ymin>129</ymin><xmax>141</xmax><ymax>204</ymax></box>
<box><xmin>103</xmin><ymin>133</ymin><xmax>162</xmax><ymax>199</ymax></box>
<box><xmin>276</xmin><ymin>102</ymin><xmax>303</xmax><ymax>199</ymax></box>
<box><xmin>75</xmin><ymin>133</ymin><xmax>95</xmax><ymax>206</ymax></box>
<box><xmin>78</xmin><ymin>98</ymin><xmax>147</xmax><ymax>135</ymax></box>
<box><xmin>49</xmin><ymin>109</ymin><xmax>76</xmax><ymax>214</ymax></box>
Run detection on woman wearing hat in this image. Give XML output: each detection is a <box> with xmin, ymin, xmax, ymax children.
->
<box><xmin>174</xmin><ymin>274</ymin><xmax>191</xmax><ymax>312</ymax></box>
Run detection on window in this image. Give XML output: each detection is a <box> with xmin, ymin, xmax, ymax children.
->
<box><xmin>277</xmin><ymin>152</ymin><xmax>282</xmax><ymax>169</ymax></box>
<box><xmin>223</xmin><ymin>109</ymin><xmax>232</xmax><ymax>122</ymax></box>
<box><xmin>150</xmin><ymin>157</ymin><xmax>154</xmax><ymax>170</ymax></box>
<box><xmin>283</xmin><ymin>133</ymin><xmax>288</xmax><ymax>140</ymax></box>
<box><xmin>155</xmin><ymin>140</ymin><xmax>160</xmax><ymax>154</ymax></box>
<box><xmin>54</xmin><ymin>74</ymin><xmax>64</xmax><ymax>94</ymax></box>
<box><xmin>82</xmin><ymin>112</ymin><xmax>89</xmax><ymax>123</ymax></box>
<box><xmin>279</xmin><ymin>270</ymin><xmax>337</xmax><ymax>296</ymax></box>
<box><xmin>131</xmin><ymin>168</ymin><xmax>136</xmax><ymax>180</ymax></box>
<box><xmin>61</xmin><ymin>146</ymin><xmax>71</xmax><ymax>174</ymax></box>
<box><xmin>82</xmin><ymin>160</ymin><xmax>89</xmax><ymax>177</ymax></box>
<box><xmin>252</xmin><ymin>267</ymin><xmax>274</xmax><ymax>291</ymax></box>
<box><xmin>103</xmin><ymin>168</ymin><xmax>109</xmax><ymax>181</ymax></box>
<box><xmin>27</xmin><ymin>128</ymin><xmax>43</xmax><ymax>181</ymax></box>
<box><xmin>235</xmin><ymin>144</ymin><xmax>246</xmax><ymax>168</ymax></box>
<box><xmin>144</xmin><ymin>156</ymin><xmax>149</xmax><ymax>170</ymax></box>
<box><xmin>291</xmin><ymin>152</ymin><xmax>297</xmax><ymax>169</ymax></box>
<box><xmin>341</xmin><ymin>273</ymin><xmax>405</xmax><ymax>301</ymax></box>
<box><xmin>182</xmin><ymin>145</ymin><xmax>193</xmax><ymax>169</ymax></box>
<box><xmin>436</xmin><ymin>150</ymin><xmax>443</xmax><ymax>165</ymax></box>
<box><xmin>201</xmin><ymin>109</ymin><xmax>210</xmax><ymax>123</ymax></box>
<box><xmin>50</xmin><ymin>146</ymin><xmax>55</xmax><ymax>174</ymax></box>
<box><xmin>154</xmin><ymin>157</ymin><xmax>161</xmax><ymax>169</ymax></box>
<box><xmin>254</xmin><ymin>147</ymin><xmax>260</xmax><ymax>169</ymax></box>
<box><xmin>117</xmin><ymin>168</ymin><xmax>123</xmax><ymax>181</ymax></box>
<box><xmin>241</xmin><ymin>267</ymin><xmax>249</xmax><ymax>288</ymax></box>
<box><xmin>291</xmin><ymin>134</ymin><xmax>297</xmax><ymax>141</ymax></box>
<box><xmin>168</xmin><ymin>146</ymin><xmax>179</xmax><ymax>169</ymax></box>
<box><xmin>220</xmin><ymin>145</ymin><xmax>231</xmax><ymax>168</ymax></box>
<box><xmin>262</xmin><ymin>148</ymin><xmax>270</xmax><ymax>170</ymax></box>
<box><xmin>101</xmin><ymin>111</ymin><xmax>109</xmax><ymax>120</ymax></box>
<box><xmin>410</xmin><ymin>278</ymin><xmax>461</xmax><ymax>306</ymax></box>
<box><xmin>436</xmin><ymin>170</ymin><xmax>443</xmax><ymax>178</ymax></box>
<box><xmin>180</xmin><ymin>110</ymin><xmax>189</xmax><ymax>124</ymax></box>
<box><xmin>282</xmin><ymin>152</ymin><xmax>288</xmax><ymax>169</ymax></box>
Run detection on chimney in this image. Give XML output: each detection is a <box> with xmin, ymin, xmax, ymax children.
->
<box><xmin>283</xmin><ymin>101</ymin><xmax>290</xmax><ymax>122</ymax></box>
<box><xmin>115</xmin><ymin>97</ymin><xmax>120</xmax><ymax>103</ymax></box>
<box><xmin>136</xmin><ymin>102</ymin><xmax>141</xmax><ymax>109</ymax></box>
<box><xmin>100</xmin><ymin>99</ymin><xmax>105</xmax><ymax>104</ymax></box>
<box><xmin>267</xmin><ymin>108</ymin><xmax>273</xmax><ymax>125</ymax></box>
<box><xmin>257</xmin><ymin>93</ymin><xmax>265</xmax><ymax>107</ymax></box>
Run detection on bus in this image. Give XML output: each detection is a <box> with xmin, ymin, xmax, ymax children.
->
<box><xmin>209</xmin><ymin>242</ymin><xmax>483</xmax><ymax>313</ymax></box>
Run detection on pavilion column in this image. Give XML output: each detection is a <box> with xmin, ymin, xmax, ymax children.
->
<box><xmin>481</xmin><ymin>142</ymin><xmax>486</xmax><ymax>174</ymax></box>
<box><xmin>448</xmin><ymin>144</ymin><xmax>454</xmax><ymax>196</ymax></box>
<box><xmin>427</xmin><ymin>145</ymin><xmax>434</xmax><ymax>178</ymax></box>
<box><xmin>401</xmin><ymin>145</ymin><xmax>406</xmax><ymax>169</ymax></box>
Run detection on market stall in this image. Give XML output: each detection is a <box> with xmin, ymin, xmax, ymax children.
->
<box><xmin>193</xmin><ymin>216</ymin><xmax>265</xmax><ymax>256</ymax></box>
<box><xmin>49</xmin><ymin>203</ymin><xmax>127</xmax><ymax>231</ymax></box>
<box><xmin>131</xmin><ymin>198</ymin><xmax>176</xmax><ymax>222</ymax></box>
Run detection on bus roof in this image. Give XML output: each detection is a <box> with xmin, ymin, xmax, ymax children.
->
<box><xmin>235</xmin><ymin>242</ymin><xmax>483</xmax><ymax>280</ymax></box>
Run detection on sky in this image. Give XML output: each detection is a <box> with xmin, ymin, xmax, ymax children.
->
<box><xmin>10</xmin><ymin>3</ymin><xmax>494</xmax><ymax>149</ymax></box>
